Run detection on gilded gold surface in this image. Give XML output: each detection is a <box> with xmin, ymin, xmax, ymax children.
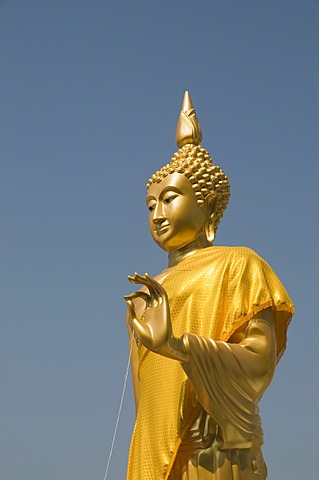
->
<box><xmin>176</xmin><ymin>91</ymin><xmax>202</xmax><ymax>148</ymax></box>
<box><xmin>125</xmin><ymin>92</ymin><xmax>294</xmax><ymax>479</ymax></box>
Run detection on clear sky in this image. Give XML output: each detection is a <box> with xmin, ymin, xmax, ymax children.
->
<box><xmin>0</xmin><ymin>1</ymin><xmax>318</xmax><ymax>479</ymax></box>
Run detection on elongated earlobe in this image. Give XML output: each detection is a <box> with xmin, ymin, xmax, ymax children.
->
<box><xmin>204</xmin><ymin>193</ymin><xmax>217</xmax><ymax>243</ymax></box>
<box><xmin>205</xmin><ymin>219</ymin><xmax>215</xmax><ymax>243</ymax></box>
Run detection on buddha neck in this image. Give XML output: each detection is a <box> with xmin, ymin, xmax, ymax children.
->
<box><xmin>168</xmin><ymin>235</ymin><xmax>211</xmax><ymax>267</ymax></box>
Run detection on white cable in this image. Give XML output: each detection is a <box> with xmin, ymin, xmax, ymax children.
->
<box><xmin>103</xmin><ymin>336</ymin><xmax>133</xmax><ymax>480</ymax></box>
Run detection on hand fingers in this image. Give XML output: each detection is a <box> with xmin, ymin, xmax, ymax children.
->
<box><xmin>124</xmin><ymin>291</ymin><xmax>150</xmax><ymax>303</ymax></box>
<box><xmin>128</xmin><ymin>272</ymin><xmax>165</xmax><ymax>301</ymax></box>
<box><xmin>128</xmin><ymin>273</ymin><xmax>159</xmax><ymax>304</ymax></box>
<box><xmin>128</xmin><ymin>272</ymin><xmax>155</xmax><ymax>286</ymax></box>
<box><xmin>144</xmin><ymin>273</ymin><xmax>167</xmax><ymax>300</ymax></box>
<box><xmin>124</xmin><ymin>290</ymin><xmax>152</xmax><ymax>308</ymax></box>
<box><xmin>128</xmin><ymin>272</ymin><xmax>146</xmax><ymax>285</ymax></box>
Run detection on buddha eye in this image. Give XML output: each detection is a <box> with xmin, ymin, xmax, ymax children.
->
<box><xmin>148</xmin><ymin>204</ymin><xmax>155</xmax><ymax>212</ymax></box>
<box><xmin>163</xmin><ymin>195</ymin><xmax>177</xmax><ymax>205</ymax></box>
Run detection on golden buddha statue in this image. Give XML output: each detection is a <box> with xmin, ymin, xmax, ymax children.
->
<box><xmin>124</xmin><ymin>92</ymin><xmax>294</xmax><ymax>480</ymax></box>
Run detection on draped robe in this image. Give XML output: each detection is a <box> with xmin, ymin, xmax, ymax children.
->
<box><xmin>126</xmin><ymin>246</ymin><xmax>294</xmax><ymax>480</ymax></box>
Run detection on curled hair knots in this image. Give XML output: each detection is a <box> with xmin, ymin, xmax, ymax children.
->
<box><xmin>146</xmin><ymin>144</ymin><xmax>230</xmax><ymax>234</ymax></box>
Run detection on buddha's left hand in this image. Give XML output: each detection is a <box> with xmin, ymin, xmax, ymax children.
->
<box><xmin>124</xmin><ymin>273</ymin><xmax>188</xmax><ymax>362</ymax></box>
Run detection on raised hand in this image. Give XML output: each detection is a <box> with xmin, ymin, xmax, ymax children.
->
<box><xmin>124</xmin><ymin>273</ymin><xmax>187</xmax><ymax>362</ymax></box>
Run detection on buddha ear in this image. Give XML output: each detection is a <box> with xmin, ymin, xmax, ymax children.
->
<box><xmin>204</xmin><ymin>193</ymin><xmax>217</xmax><ymax>243</ymax></box>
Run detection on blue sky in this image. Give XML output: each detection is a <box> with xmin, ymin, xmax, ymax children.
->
<box><xmin>0</xmin><ymin>1</ymin><xmax>318</xmax><ymax>479</ymax></box>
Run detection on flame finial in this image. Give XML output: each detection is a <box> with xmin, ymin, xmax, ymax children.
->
<box><xmin>175</xmin><ymin>91</ymin><xmax>202</xmax><ymax>148</ymax></box>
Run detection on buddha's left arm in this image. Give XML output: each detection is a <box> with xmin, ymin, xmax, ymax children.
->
<box><xmin>181</xmin><ymin>308</ymin><xmax>277</xmax><ymax>424</ymax></box>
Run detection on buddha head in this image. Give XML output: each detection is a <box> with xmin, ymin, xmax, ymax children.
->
<box><xmin>146</xmin><ymin>92</ymin><xmax>230</xmax><ymax>253</ymax></box>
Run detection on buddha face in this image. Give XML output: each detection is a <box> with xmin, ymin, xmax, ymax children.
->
<box><xmin>146</xmin><ymin>172</ymin><xmax>207</xmax><ymax>252</ymax></box>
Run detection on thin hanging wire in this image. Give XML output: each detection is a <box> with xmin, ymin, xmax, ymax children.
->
<box><xmin>103</xmin><ymin>335</ymin><xmax>134</xmax><ymax>480</ymax></box>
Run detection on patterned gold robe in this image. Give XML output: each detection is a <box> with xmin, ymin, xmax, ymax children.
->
<box><xmin>127</xmin><ymin>247</ymin><xmax>294</xmax><ymax>479</ymax></box>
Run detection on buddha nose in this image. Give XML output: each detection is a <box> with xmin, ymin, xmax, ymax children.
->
<box><xmin>153</xmin><ymin>202</ymin><xmax>165</xmax><ymax>224</ymax></box>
